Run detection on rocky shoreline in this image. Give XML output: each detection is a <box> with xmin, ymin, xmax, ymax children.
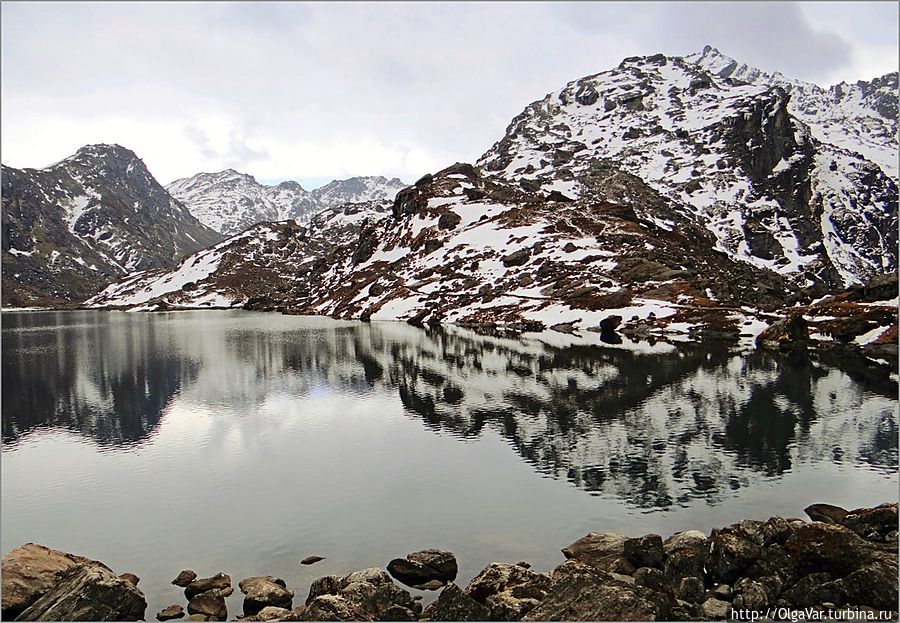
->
<box><xmin>2</xmin><ymin>502</ymin><xmax>897</xmax><ymax>621</ymax></box>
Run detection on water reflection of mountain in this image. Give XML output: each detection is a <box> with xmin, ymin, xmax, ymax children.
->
<box><xmin>2</xmin><ymin>312</ymin><xmax>896</xmax><ymax>509</ymax></box>
<box><xmin>1</xmin><ymin>311</ymin><xmax>200</xmax><ymax>448</ymax></box>
<box><xmin>384</xmin><ymin>326</ymin><xmax>897</xmax><ymax>508</ymax></box>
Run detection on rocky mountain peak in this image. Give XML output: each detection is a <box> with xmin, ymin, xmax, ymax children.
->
<box><xmin>477</xmin><ymin>47</ymin><xmax>897</xmax><ymax>288</ymax></box>
<box><xmin>2</xmin><ymin>144</ymin><xmax>222</xmax><ymax>306</ymax></box>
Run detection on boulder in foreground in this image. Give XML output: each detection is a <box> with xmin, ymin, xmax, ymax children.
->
<box><xmin>1</xmin><ymin>543</ymin><xmax>145</xmax><ymax>621</ymax></box>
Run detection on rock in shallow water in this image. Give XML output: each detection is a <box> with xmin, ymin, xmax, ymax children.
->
<box><xmin>300</xmin><ymin>555</ymin><xmax>325</xmax><ymax>566</ymax></box>
<box><xmin>187</xmin><ymin>587</ymin><xmax>231</xmax><ymax>621</ymax></box>
<box><xmin>184</xmin><ymin>573</ymin><xmax>232</xmax><ymax>599</ymax></box>
<box><xmin>561</xmin><ymin>532</ymin><xmax>627</xmax><ymax>572</ymax></box>
<box><xmin>157</xmin><ymin>604</ymin><xmax>185</xmax><ymax>621</ymax></box>
<box><xmin>386</xmin><ymin>549</ymin><xmax>458</xmax><ymax>588</ymax></box>
<box><xmin>172</xmin><ymin>570</ymin><xmax>198</xmax><ymax>587</ymax></box>
<box><xmin>239</xmin><ymin>576</ymin><xmax>293</xmax><ymax>614</ymax></box>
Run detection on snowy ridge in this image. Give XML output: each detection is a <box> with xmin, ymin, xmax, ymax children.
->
<box><xmin>687</xmin><ymin>46</ymin><xmax>898</xmax><ymax>178</ymax></box>
<box><xmin>166</xmin><ymin>171</ymin><xmax>407</xmax><ymax>236</ymax></box>
<box><xmin>478</xmin><ymin>48</ymin><xmax>897</xmax><ymax>287</ymax></box>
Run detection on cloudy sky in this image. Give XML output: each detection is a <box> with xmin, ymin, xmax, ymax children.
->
<box><xmin>2</xmin><ymin>2</ymin><xmax>897</xmax><ymax>188</ymax></box>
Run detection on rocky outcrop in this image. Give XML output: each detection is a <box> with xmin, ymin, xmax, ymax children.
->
<box><xmin>14</xmin><ymin>562</ymin><xmax>146</xmax><ymax>621</ymax></box>
<box><xmin>2</xmin><ymin>144</ymin><xmax>222</xmax><ymax>306</ymax></box>
<box><xmin>1</xmin><ymin>543</ymin><xmax>145</xmax><ymax>621</ymax></box>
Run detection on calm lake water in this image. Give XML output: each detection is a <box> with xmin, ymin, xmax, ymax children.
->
<box><xmin>2</xmin><ymin>310</ymin><xmax>897</xmax><ymax>617</ymax></box>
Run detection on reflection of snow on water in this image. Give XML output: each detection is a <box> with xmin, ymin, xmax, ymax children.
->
<box><xmin>2</xmin><ymin>310</ymin><xmax>896</xmax><ymax>618</ymax></box>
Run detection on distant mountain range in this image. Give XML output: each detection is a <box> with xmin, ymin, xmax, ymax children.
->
<box><xmin>82</xmin><ymin>47</ymin><xmax>897</xmax><ymax>352</ymax></box>
<box><xmin>165</xmin><ymin>170</ymin><xmax>407</xmax><ymax>236</ymax></box>
<box><xmin>1</xmin><ymin>148</ymin><xmax>407</xmax><ymax>305</ymax></box>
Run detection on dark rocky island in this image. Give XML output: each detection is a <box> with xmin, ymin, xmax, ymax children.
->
<box><xmin>2</xmin><ymin>502</ymin><xmax>896</xmax><ymax>621</ymax></box>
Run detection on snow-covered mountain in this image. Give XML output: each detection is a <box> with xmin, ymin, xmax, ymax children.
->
<box><xmin>84</xmin><ymin>48</ymin><xmax>899</xmax><ymax>350</ymax></box>
<box><xmin>478</xmin><ymin>46</ymin><xmax>897</xmax><ymax>289</ymax></box>
<box><xmin>165</xmin><ymin>171</ymin><xmax>407</xmax><ymax>236</ymax></box>
<box><xmin>688</xmin><ymin>45</ymin><xmax>898</xmax><ymax>178</ymax></box>
<box><xmin>2</xmin><ymin>144</ymin><xmax>222</xmax><ymax>306</ymax></box>
<box><xmin>313</xmin><ymin>175</ymin><xmax>409</xmax><ymax>207</ymax></box>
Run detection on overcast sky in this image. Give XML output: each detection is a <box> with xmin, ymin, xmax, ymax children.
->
<box><xmin>2</xmin><ymin>2</ymin><xmax>897</xmax><ymax>188</ymax></box>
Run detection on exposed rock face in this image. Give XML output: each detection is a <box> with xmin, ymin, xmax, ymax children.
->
<box><xmin>386</xmin><ymin>549</ymin><xmax>458</xmax><ymax>588</ymax></box>
<box><xmin>623</xmin><ymin>535</ymin><xmax>664</xmax><ymax>569</ymax></box>
<box><xmin>2</xmin><ymin>144</ymin><xmax>222</xmax><ymax>306</ymax></box>
<box><xmin>756</xmin><ymin>314</ymin><xmax>809</xmax><ymax>348</ymax></box>
<box><xmin>239</xmin><ymin>576</ymin><xmax>294</xmax><ymax>615</ymax></box>
<box><xmin>15</xmin><ymin>563</ymin><xmax>147</xmax><ymax>621</ymax></box>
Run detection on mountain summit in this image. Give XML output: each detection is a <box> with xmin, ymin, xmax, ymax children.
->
<box><xmin>478</xmin><ymin>47</ymin><xmax>897</xmax><ymax>288</ymax></box>
<box><xmin>2</xmin><ymin>144</ymin><xmax>222</xmax><ymax>306</ymax></box>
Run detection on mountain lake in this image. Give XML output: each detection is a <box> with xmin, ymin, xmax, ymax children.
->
<box><xmin>2</xmin><ymin>309</ymin><xmax>897</xmax><ymax>617</ymax></box>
